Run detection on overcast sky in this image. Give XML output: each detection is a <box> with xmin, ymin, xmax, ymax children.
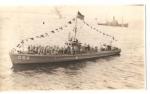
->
<box><xmin>0</xmin><ymin>5</ymin><xmax>144</xmax><ymax>22</ymax></box>
<box><xmin>0</xmin><ymin>5</ymin><xmax>144</xmax><ymax>50</ymax></box>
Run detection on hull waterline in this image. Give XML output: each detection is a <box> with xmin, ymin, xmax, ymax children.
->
<box><xmin>9</xmin><ymin>49</ymin><xmax>121</xmax><ymax>65</ymax></box>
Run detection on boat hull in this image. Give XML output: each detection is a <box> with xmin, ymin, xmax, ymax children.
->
<box><xmin>9</xmin><ymin>49</ymin><xmax>121</xmax><ymax>65</ymax></box>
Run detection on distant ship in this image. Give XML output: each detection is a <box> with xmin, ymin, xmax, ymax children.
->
<box><xmin>9</xmin><ymin>12</ymin><xmax>121</xmax><ymax>65</ymax></box>
<box><xmin>98</xmin><ymin>16</ymin><xmax>128</xmax><ymax>27</ymax></box>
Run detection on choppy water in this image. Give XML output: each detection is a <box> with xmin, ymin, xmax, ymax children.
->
<box><xmin>0</xmin><ymin>6</ymin><xmax>145</xmax><ymax>90</ymax></box>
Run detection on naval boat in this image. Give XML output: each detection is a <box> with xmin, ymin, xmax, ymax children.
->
<box><xmin>9</xmin><ymin>11</ymin><xmax>121</xmax><ymax>65</ymax></box>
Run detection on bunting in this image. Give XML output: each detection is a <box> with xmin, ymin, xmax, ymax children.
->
<box><xmin>83</xmin><ymin>20</ymin><xmax>117</xmax><ymax>42</ymax></box>
<box><xmin>15</xmin><ymin>16</ymin><xmax>117</xmax><ymax>49</ymax></box>
<box><xmin>21</xmin><ymin>40</ymin><xmax>24</xmax><ymax>44</ymax></box>
<box><xmin>30</xmin><ymin>38</ymin><xmax>34</xmax><ymax>40</ymax></box>
<box><xmin>51</xmin><ymin>31</ymin><xmax>55</xmax><ymax>33</ymax></box>
<box><xmin>17</xmin><ymin>44</ymin><xmax>20</xmax><ymax>47</ymax></box>
<box><xmin>68</xmin><ymin>21</ymin><xmax>72</xmax><ymax>24</ymax></box>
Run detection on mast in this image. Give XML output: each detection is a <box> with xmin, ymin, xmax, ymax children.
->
<box><xmin>68</xmin><ymin>31</ymin><xmax>71</xmax><ymax>41</ymax></box>
<box><xmin>121</xmin><ymin>16</ymin><xmax>123</xmax><ymax>26</ymax></box>
<box><xmin>74</xmin><ymin>14</ymin><xmax>78</xmax><ymax>41</ymax></box>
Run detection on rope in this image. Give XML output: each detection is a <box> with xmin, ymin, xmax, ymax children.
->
<box><xmin>82</xmin><ymin>20</ymin><xmax>117</xmax><ymax>42</ymax></box>
<box><xmin>16</xmin><ymin>17</ymin><xmax>117</xmax><ymax>49</ymax></box>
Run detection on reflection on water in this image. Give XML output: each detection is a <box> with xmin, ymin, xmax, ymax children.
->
<box><xmin>12</xmin><ymin>60</ymin><xmax>95</xmax><ymax>90</ymax></box>
<box><xmin>1</xmin><ymin>53</ymin><xmax>144</xmax><ymax>90</ymax></box>
<box><xmin>12</xmin><ymin>61</ymin><xmax>88</xmax><ymax>73</ymax></box>
<box><xmin>10</xmin><ymin>56</ymin><xmax>121</xmax><ymax>90</ymax></box>
<box><xmin>0</xmin><ymin>49</ymin><xmax>144</xmax><ymax>90</ymax></box>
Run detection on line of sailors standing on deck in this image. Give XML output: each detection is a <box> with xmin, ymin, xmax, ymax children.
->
<box><xmin>26</xmin><ymin>44</ymin><xmax>117</xmax><ymax>55</ymax></box>
<box><xmin>11</xmin><ymin>43</ymin><xmax>118</xmax><ymax>55</ymax></box>
<box><xmin>27</xmin><ymin>44</ymin><xmax>99</xmax><ymax>55</ymax></box>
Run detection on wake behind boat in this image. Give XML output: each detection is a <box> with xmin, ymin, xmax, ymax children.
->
<box><xmin>9</xmin><ymin>11</ymin><xmax>121</xmax><ymax>65</ymax></box>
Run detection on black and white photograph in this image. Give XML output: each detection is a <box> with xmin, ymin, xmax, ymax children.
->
<box><xmin>0</xmin><ymin>3</ymin><xmax>145</xmax><ymax>91</ymax></box>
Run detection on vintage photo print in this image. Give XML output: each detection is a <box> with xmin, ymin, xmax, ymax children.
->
<box><xmin>0</xmin><ymin>4</ymin><xmax>145</xmax><ymax>90</ymax></box>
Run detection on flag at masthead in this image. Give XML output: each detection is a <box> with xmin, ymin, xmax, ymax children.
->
<box><xmin>77</xmin><ymin>11</ymin><xmax>84</xmax><ymax>20</ymax></box>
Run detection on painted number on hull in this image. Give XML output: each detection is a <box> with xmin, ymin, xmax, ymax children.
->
<box><xmin>18</xmin><ymin>56</ymin><xmax>30</xmax><ymax>60</ymax></box>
